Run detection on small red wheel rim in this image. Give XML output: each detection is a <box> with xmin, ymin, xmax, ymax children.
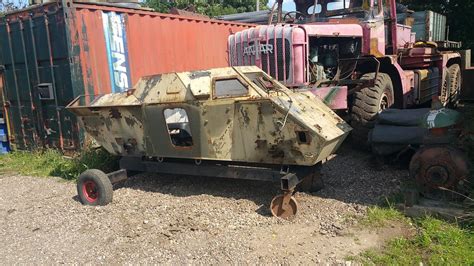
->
<box><xmin>82</xmin><ymin>180</ymin><xmax>99</xmax><ymax>203</ymax></box>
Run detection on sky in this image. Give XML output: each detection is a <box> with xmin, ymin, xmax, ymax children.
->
<box><xmin>267</xmin><ymin>0</ymin><xmax>296</xmax><ymax>11</ymax></box>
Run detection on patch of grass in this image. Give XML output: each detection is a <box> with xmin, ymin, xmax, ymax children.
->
<box><xmin>362</xmin><ymin>204</ymin><xmax>408</xmax><ymax>227</ymax></box>
<box><xmin>0</xmin><ymin>148</ymin><xmax>119</xmax><ymax>180</ymax></box>
<box><xmin>360</xmin><ymin>216</ymin><xmax>474</xmax><ymax>264</ymax></box>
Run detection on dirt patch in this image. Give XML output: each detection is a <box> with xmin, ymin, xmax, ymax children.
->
<box><xmin>0</xmin><ymin>146</ymin><xmax>410</xmax><ymax>263</ymax></box>
<box><xmin>247</xmin><ymin>221</ymin><xmax>412</xmax><ymax>264</ymax></box>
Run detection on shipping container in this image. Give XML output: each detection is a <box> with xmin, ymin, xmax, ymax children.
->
<box><xmin>0</xmin><ymin>0</ymin><xmax>253</xmax><ymax>151</ymax></box>
<box><xmin>398</xmin><ymin>11</ymin><xmax>447</xmax><ymax>42</ymax></box>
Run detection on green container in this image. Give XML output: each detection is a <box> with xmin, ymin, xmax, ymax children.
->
<box><xmin>0</xmin><ymin>4</ymin><xmax>78</xmax><ymax>151</ymax></box>
<box><xmin>398</xmin><ymin>11</ymin><xmax>447</xmax><ymax>42</ymax></box>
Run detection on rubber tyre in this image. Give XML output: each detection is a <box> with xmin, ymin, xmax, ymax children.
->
<box><xmin>351</xmin><ymin>73</ymin><xmax>394</xmax><ymax>146</ymax></box>
<box><xmin>77</xmin><ymin>169</ymin><xmax>113</xmax><ymax>206</ymax></box>
<box><xmin>447</xmin><ymin>64</ymin><xmax>461</xmax><ymax>106</ymax></box>
<box><xmin>440</xmin><ymin>69</ymin><xmax>450</xmax><ymax>105</ymax></box>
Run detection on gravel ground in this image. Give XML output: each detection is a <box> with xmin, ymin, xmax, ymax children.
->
<box><xmin>0</xmin><ymin>145</ymin><xmax>409</xmax><ymax>264</ymax></box>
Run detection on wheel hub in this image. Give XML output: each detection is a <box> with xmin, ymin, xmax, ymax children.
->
<box><xmin>82</xmin><ymin>181</ymin><xmax>98</xmax><ymax>203</ymax></box>
<box><xmin>380</xmin><ymin>93</ymin><xmax>389</xmax><ymax>111</ymax></box>
<box><xmin>425</xmin><ymin>165</ymin><xmax>449</xmax><ymax>187</ymax></box>
<box><xmin>409</xmin><ymin>146</ymin><xmax>470</xmax><ymax>193</ymax></box>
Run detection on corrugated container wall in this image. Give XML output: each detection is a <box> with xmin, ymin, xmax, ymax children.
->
<box><xmin>0</xmin><ymin>0</ymin><xmax>253</xmax><ymax>151</ymax></box>
<box><xmin>399</xmin><ymin>11</ymin><xmax>447</xmax><ymax>42</ymax></box>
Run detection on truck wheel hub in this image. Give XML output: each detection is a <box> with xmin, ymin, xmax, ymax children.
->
<box><xmin>425</xmin><ymin>165</ymin><xmax>449</xmax><ymax>186</ymax></box>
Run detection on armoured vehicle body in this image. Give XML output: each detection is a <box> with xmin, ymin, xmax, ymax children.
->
<box><xmin>68</xmin><ymin>66</ymin><xmax>351</xmax><ymax>218</ymax></box>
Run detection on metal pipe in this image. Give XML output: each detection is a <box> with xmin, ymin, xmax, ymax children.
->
<box><xmin>6</xmin><ymin>21</ymin><xmax>28</xmax><ymax>148</ymax></box>
<box><xmin>19</xmin><ymin>19</ymin><xmax>39</xmax><ymax>145</ymax></box>
<box><xmin>44</xmin><ymin>14</ymin><xmax>64</xmax><ymax>150</ymax></box>
<box><xmin>247</xmin><ymin>30</ymin><xmax>251</xmax><ymax>66</ymax></box>
<box><xmin>268</xmin><ymin>1</ymin><xmax>278</xmax><ymax>25</ymax></box>
<box><xmin>311</xmin><ymin>0</ymin><xmax>318</xmax><ymax>22</ymax></box>
<box><xmin>277</xmin><ymin>0</ymin><xmax>283</xmax><ymax>23</ymax></box>
<box><xmin>282</xmin><ymin>26</ymin><xmax>287</xmax><ymax>83</ymax></box>
<box><xmin>265</xmin><ymin>26</ymin><xmax>270</xmax><ymax>72</ymax></box>
<box><xmin>389</xmin><ymin>0</ymin><xmax>398</xmax><ymax>54</ymax></box>
<box><xmin>29</xmin><ymin>18</ymin><xmax>41</xmax><ymax>92</ymax></box>
<box><xmin>274</xmin><ymin>26</ymin><xmax>278</xmax><ymax>80</ymax></box>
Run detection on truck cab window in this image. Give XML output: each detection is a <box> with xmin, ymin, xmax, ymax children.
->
<box><xmin>214</xmin><ymin>78</ymin><xmax>248</xmax><ymax>98</ymax></box>
<box><xmin>164</xmin><ymin>108</ymin><xmax>193</xmax><ymax>147</ymax></box>
<box><xmin>307</xmin><ymin>4</ymin><xmax>322</xmax><ymax>15</ymax></box>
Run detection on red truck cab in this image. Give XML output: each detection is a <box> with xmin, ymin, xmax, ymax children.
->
<box><xmin>228</xmin><ymin>0</ymin><xmax>464</xmax><ymax>143</ymax></box>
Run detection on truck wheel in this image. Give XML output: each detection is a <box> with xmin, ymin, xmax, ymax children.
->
<box><xmin>351</xmin><ymin>73</ymin><xmax>394</xmax><ymax>146</ymax></box>
<box><xmin>440</xmin><ymin>69</ymin><xmax>450</xmax><ymax>105</ymax></box>
<box><xmin>77</xmin><ymin>169</ymin><xmax>113</xmax><ymax>206</ymax></box>
<box><xmin>447</xmin><ymin>64</ymin><xmax>461</xmax><ymax>106</ymax></box>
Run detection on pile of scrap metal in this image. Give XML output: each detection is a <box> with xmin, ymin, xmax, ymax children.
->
<box><xmin>67</xmin><ymin>66</ymin><xmax>351</xmax><ymax>219</ymax></box>
<box><xmin>169</xmin><ymin>6</ymin><xmax>210</xmax><ymax>19</ymax></box>
<box><xmin>369</xmin><ymin>98</ymin><xmax>471</xmax><ymax>199</ymax></box>
<box><xmin>217</xmin><ymin>10</ymin><xmax>281</xmax><ymax>24</ymax></box>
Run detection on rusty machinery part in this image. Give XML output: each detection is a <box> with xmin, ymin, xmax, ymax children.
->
<box><xmin>409</xmin><ymin>145</ymin><xmax>470</xmax><ymax>193</ymax></box>
<box><xmin>270</xmin><ymin>191</ymin><xmax>298</xmax><ymax>219</ymax></box>
<box><xmin>298</xmin><ymin>163</ymin><xmax>324</xmax><ymax>193</ymax></box>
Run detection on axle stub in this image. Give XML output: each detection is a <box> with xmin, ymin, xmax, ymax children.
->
<box><xmin>298</xmin><ymin>163</ymin><xmax>324</xmax><ymax>192</ymax></box>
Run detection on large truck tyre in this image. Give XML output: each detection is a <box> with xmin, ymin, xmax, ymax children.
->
<box><xmin>448</xmin><ymin>64</ymin><xmax>461</xmax><ymax>105</ymax></box>
<box><xmin>350</xmin><ymin>73</ymin><xmax>394</xmax><ymax>146</ymax></box>
<box><xmin>440</xmin><ymin>64</ymin><xmax>461</xmax><ymax>106</ymax></box>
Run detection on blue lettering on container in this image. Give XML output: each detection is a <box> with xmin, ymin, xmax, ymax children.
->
<box><xmin>102</xmin><ymin>12</ymin><xmax>131</xmax><ymax>93</ymax></box>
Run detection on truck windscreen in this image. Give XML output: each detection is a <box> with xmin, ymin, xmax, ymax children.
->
<box><xmin>307</xmin><ymin>0</ymin><xmax>370</xmax><ymax>18</ymax></box>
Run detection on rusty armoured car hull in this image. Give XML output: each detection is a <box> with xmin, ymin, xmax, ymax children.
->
<box><xmin>67</xmin><ymin>66</ymin><xmax>351</xmax><ymax>218</ymax></box>
<box><xmin>68</xmin><ymin>66</ymin><xmax>350</xmax><ymax>166</ymax></box>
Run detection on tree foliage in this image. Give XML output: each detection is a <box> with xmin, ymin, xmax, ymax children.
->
<box><xmin>400</xmin><ymin>0</ymin><xmax>474</xmax><ymax>49</ymax></box>
<box><xmin>144</xmin><ymin>0</ymin><xmax>268</xmax><ymax>17</ymax></box>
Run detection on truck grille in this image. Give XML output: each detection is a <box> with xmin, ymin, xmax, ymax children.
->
<box><xmin>229</xmin><ymin>25</ymin><xmax>307</xmax><ymax>86</ymax></box>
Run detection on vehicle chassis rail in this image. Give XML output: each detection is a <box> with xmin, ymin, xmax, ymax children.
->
<box><xmin>118</xmin><ymin>156</ymin><xmax>303</xmax><ymax>191</ymax></box>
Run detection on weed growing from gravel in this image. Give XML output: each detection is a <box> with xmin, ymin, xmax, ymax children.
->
<box><xmin>0</xmin><ymin>148</ymin><xmax>119</xmax><ymax>180</ymax></box>
<box><xmin>362</xmin><ymin>206</ymin><xmax>407</xmax><ymax>227</ymax></box>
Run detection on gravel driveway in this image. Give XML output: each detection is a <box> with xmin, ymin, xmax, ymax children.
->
<box><xmin>0</xmin><ymin>145</ymin><xmax>409</xmax><ymax>264</ymax></box>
